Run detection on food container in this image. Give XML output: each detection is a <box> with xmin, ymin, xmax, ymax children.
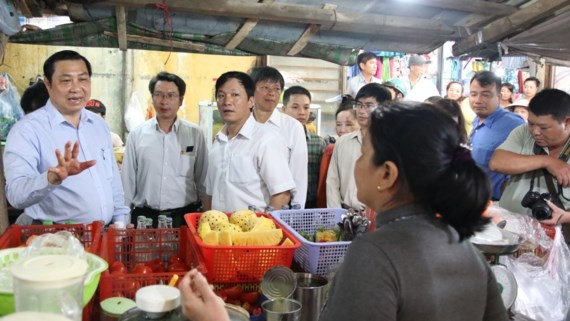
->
<box><xmin>185</xmin><ymin>213</ymin><xmax>301</xmax><ymax>283</ymax></box>
<box><xmin>0</xmin><ymin>247</ymin><xmax>107</xmax><ymax>317</ymax></box>
<box><xmin>11</xmin><ymin>255</ymin><xmax>88</xmax><ymax>321</ymax></box>
<box><xmin>260</xmin><ymin>266</ymin><xmax>301</xmax><ymax>321</ymax></box>
<box><xmin>293</xmin><ymin>273</ymin><xmax>328</xmax><ymax>321</ymax></box>
<box><xmin>271</xmin><ymin>209</ymin><xmax>350</xmax><ymax>277</ymax></box>
<box><xmin>98</xmin><ymin>227</ymin><xmax>206</xmax><ymax>301</ymax></box>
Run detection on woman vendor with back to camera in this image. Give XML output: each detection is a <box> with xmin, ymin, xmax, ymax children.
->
<box><xmin>177</xmin><ymin>102</ymin><xmax>508</xmax><ymax>321</ymax></box>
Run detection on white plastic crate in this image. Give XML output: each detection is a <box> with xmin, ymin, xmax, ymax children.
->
<box><xmin>271</xmin><ymin>208</ymin><xmax>350</xmax><ymax>278</ymax></box>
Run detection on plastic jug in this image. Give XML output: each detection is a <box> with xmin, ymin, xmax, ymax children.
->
<box><xmin>10</xmin><ymin>255</ymin><xmax>87</xmax><ymax>321</ymax></box>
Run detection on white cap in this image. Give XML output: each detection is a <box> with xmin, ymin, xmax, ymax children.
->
<box><xmin>136</xmin><ymin>285</ymin><xmax>180</xmax><ymax>314</ymax></box>
<box><xmin>11</xmin><ymin>255</ymin><xmax>88</xmax><ymax>289</ymax></box>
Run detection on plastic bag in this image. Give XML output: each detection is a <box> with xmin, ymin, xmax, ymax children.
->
<box><xmin>0</xmin><ymin>73</ymin><xmax>24</xmax><ymax>140</ymax></box>
<box><xmin>491</xmin><ymin>206</ymin><xmax>570</xmax><ymax>321</ymax></box>
<box><xmin>21</xmin><ymin>231</ymin><xmax>87</xmax><ymax>260</ymax></box>
<box><xmin>124</xmin><ymin>92</ymin><xmax>145</xmax><ymax>132</ymax></box>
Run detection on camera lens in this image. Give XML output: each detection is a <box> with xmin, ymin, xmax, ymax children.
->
<box><xmin>532</xmin><ymin>202</ymin><xmax>552</xmax><ymax>221</ymax></box>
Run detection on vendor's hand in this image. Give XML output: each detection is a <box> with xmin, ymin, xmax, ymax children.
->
<box><xmin>47</xmin><ymin>141</ymin><xmax>96</xmax><ymax>185</ymax></box>
<box><xmin>545</xmin><ymin>158</ymin><xmax>570</xmax><ymax>187</ymax></box>
<box><xmin>541</xmin><ymin>200</ymin><xmax>568</xmax><ymax>226</ymax></box>
<box><xmin>179</xmin><ymin>269</ymin><xmax>229</xmax><ymax>321</ymax></box>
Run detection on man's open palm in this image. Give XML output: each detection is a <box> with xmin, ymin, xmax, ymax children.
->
<box><xmin>48</xmin><ymin>141</ymin><xmax>96</xmax><ymax>185</ymax></box>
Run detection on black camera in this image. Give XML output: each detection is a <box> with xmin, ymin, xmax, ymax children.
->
<box><xmin>521</xmin><ymin>191</ymin><xmax>552</xmax><ymax>220</ymax></box>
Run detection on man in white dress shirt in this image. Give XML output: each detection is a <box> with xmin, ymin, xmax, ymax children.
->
<box><xmin>204</xmin><ymin>71</ymin><xmax>295</xmax><ymax>212</ymax></box>
<box><xmin>327</xmin><ymin>83</ymin><xmax>392</xmax><ymax>210</ymax></box>
<box><xmin>250</xmin><ymin>66</ymin><xmax>308</xmax><ymax>208</ymax></box>
<box><xmin>121</xmin><ymin>72</ymin><xmax>208</xmax><ymax>227</ymax></box>
<box><xmin>345</xmin><ymin>51</ymin><xmax>381</xmax><ymax>98</ymax></box>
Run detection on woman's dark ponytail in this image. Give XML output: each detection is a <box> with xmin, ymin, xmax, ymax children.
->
<box><xmin>369</xmin><ymin>103</ymin><xmax>491</xmax><ymax>241</ymax></box>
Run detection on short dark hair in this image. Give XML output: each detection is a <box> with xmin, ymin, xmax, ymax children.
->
<box><xmin>250</xmin><ymin>66</ymin><xmax>285</xmax><ymax>89</ymax></box>
<box><xmin>528</xmin><ymin>89</ymin><xmax>570</xmax><ymax>122</ymax></box>
<box><xmin>43</xmin><ymin>50</ymin><xmax>92</xmax><ymax>83</ymax></box>
<box><xmin>215</xmin><ymin>71</ymin><xmax>255</xmax><ymax>99</ymax></box>
<box><xmin>355</xmin><ymin>83</ymin><xmax>392</xmax><ymax>104</ymax></box>
<box><xmin>356</xmin><ymin>52</ymin><xmax>376</xmax><ymax>71</ymax></box>
<box><xmin>283</xmin><ymin>86</ymin><xmax>311</xmax><ymax>106</ymax></box>
<box><xmin>368</xmin><ymin>103</ymin><xmax>490</xmax><ymax>240</ymax></box>
<box><xmin>148</xmin><ymin>71</ymin><xmax>186</xmax><ymax>97</ymax></box>
<box><xmin>524</xmin><ymin>77</ymin><xmax>541</xmax><ymax>88</ymax></box>
<box><xmin>20</xmin><ymin>80</ymin><xmax>49</xmax><ymax>114</ymax></box>
<box><xmin>470</xmin><ymin>71</ymin><xmax>501</xmax><ymax>94</ymax></box>
<box><xmin>501</xmin><ymin>83</ymin><xmax>515</xmax><ymax>93</ymax></box>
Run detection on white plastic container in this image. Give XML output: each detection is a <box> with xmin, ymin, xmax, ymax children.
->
<box><xmin>10</xmin><ymin>255</ymin><xmax>87</xmax><ymax>321</ymax></box>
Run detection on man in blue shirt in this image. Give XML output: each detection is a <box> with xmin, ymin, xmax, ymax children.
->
<box><xmin>469</xmin><ymin>71</ymin><xmax>525</xmax><ymax>200</ymax></box>
<box><xmin>3</xmin><ymin>50</ymin><xmax>130</xmax><ymax>225</ymax></box>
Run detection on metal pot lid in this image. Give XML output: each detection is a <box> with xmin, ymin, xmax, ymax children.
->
<box><xmin>491</xmin><ymin>264</ymin><xmax>517</xmax><ymax>309</ymax></box>
<box><xmin>260</xmin><ymin>265</ymin><xmax>297</xmax><ymax>300</ymax></box>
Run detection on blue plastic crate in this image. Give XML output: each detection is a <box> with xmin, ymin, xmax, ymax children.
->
<box><xmin>271</xmin><ymin>209</ymin><xmax>350</xmax><ymax>278</ymax></box>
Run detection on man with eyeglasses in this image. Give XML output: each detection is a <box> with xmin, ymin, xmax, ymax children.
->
<box><xmin>121</xmin><ymin>71</ymin><xmax>208</xmax><ymax>227</ymax></box>
<box><xmin>469</xmin><ymin>71</ymin><xmax>524</xmax><ymax>201</ymax></box>
<box><xmin>250</xmin><ymin>66</ymin><xmax>308</xmax><ymax>208</ymax></box>
<box><xmin>327</xmin><ymin>83</ymin><xmax>392</xmax><ymax>210</ymax></box>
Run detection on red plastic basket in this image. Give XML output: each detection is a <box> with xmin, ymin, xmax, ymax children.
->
<box><xmin>0</xmin><ymin>221</ymin><xmax>103</xmax><ymax>253</ymax></box>
<box><xmin>185</xmin><ymin>212</ymin><xmax>301</xmax><ymax>283</ymax></box>
<box><xmin>0</xmin><ymin>222</ymin><xmax>103</xmax><ymax>321</ymax></box>
<box><xmin>98</xmin><ymin>226</ymin><xmax>206</xmax><ymax>300</ymax></box>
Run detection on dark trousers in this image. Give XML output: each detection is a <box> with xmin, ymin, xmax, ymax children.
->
<box><xmin>131</xmin><ymin>201</ymin><xmax>202</xmax><ymax>228</ymax></box>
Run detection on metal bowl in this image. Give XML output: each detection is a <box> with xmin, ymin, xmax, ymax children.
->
<box><xmin>471</xmin><ymin>229</ymin><xmax>523</xmax><ymax>255</ymax></box>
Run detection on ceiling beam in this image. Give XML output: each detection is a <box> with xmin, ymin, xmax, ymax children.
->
<box><xmin>103</xmin><ymin>31</ymin><xmax>207</xmax><ymax>52</ymax></box>
<box><xmin>287</xmin><ymin>3</ymin><xmax>337</xmax><ymax>56</ymax></box>
<box><xmin>452</xmin><ymin>0</ymin><xmax>570</xmax><ymax>56</ymax></box>
<box><xmin>225</xmin><ymin>0</ymin><xmax>274</xmax><ymax>50</ymax></box>
<box><xmin>115</xmin><ymin>6</ymin><xmax>128</xmax><ymax>51</ymax></box>
<box><xmin>101</xmin><ymin>0</ymin><xmax>454</xmax><ymax>36</ymax></box>
<box><xmin>382</xmin><ymin>0</ymin><xmax>517</xmax><ymax>16</ymax></box>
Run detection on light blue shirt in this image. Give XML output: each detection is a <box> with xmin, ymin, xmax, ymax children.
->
<box><xmin>470</xmin><ymin>107</ymin><xmax>525</xmax><ymax>200</ymax></box>
<box><xmin>3</xmin><ymin>100</ymin><xmax>130</xmax><ymax>224</ymax></box>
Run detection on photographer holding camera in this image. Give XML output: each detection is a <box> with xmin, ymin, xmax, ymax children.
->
<box><xmin>490</xmin><ymin>89</ymin><xmax>570</xmax><ymax>230</ymax></box>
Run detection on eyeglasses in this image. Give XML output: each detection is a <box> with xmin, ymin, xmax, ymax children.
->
<box><xmin>257</xmin><ymin>85</ymin><xmax>282</xmax><ymax>94</ymax></box>
<box><xmin>353</xmin><ymin>102</ymin><xmax>378</xmax><ymax>111</ymax></box>
<box><xmin>153</xmin><ymin>92</ymin><xmax>180</xmax><ymax>100</ymax></box>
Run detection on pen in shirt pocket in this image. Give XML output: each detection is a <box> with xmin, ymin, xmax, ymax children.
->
<box><xmin>101</xmin><ymin>148</ymin><xmax>106</xmax><ymax>160</ymax></box>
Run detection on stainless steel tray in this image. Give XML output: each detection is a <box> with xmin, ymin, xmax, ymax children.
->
<box><xmin>471</xmin><ymin>229</ymin><xmax>523</xmax><ymax>255</ymax></box>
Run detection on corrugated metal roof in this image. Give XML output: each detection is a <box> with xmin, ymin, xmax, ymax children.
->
<box><xmin>4</xmin><ymin>0</ymin><xmax>570</xmax><ymax>64</ymax></box>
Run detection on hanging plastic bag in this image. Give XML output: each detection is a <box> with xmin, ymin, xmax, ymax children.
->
<box><xmin>499</xmin><ymin>221</ymin><xmax>570</xmax><ymax>321</ymax></box>
<box><xmin>0</xmin><ymin>73</ymin><xmax>24</xmax><ymax>140</ymax></box>
<box><xmin>124</xmin><ymin>92</ymin><xmax>145</xmax><ymax>132</ymax></box>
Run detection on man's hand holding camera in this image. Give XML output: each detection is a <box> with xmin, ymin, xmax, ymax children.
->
<box><xmin>541</xmin><ymin>200</ymin><xmax>568</xmax><ymax>226</ymax></box>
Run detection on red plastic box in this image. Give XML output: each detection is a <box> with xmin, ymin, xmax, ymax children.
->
<box><xmin>0</xmin><ymin>221</ymin><xmax>103</xmax><ymax>253</ymax></box>
<box><xmin>185</xmin><ymin>212</ymin><xmax>301</xmax><ymax>283</ymax></box>
<box><xmin>98</xmin><ymin>226</ymin><xmax>206</xmax><ymax>300</ymax></box>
